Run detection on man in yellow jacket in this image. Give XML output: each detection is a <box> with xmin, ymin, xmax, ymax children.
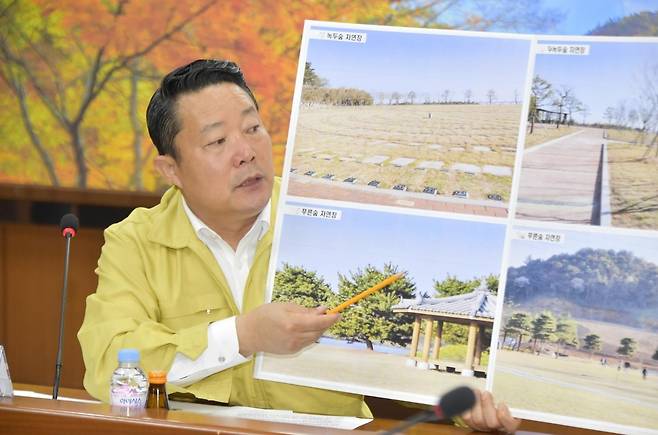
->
<box><xmin>78</xmin><ymin>59</ymin><xmax>519</xmax><ymax>432</ymax></box>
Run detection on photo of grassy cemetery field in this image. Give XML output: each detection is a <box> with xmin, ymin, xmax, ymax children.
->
<box><xmin>287</xmin><ymin>26</ymin><xmax>531</xmax><ymax>218</ymax></box>
<box><xmin>493</xmin><ymin>226</ymin><xmax>658</xmax><ymax>431</ymax></box>
<box><xmin>257</xmin><ymin>203</ymin><xmax>506</xmax><ymax>403</ymax></box>
<box><xmin>516</xmin><ymin>40</ymin><xmax>658</xmax><ymax>229</ymax></box>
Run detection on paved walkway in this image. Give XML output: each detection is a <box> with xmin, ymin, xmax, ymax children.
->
<box><xmin>516</xmin><ymin>128</ymin><xmax>606</xmax><ymax>224</ymax></box>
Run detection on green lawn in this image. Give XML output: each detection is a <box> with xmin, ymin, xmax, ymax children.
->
<box><xmin>607</xmin><ymin>142</ymin><xmax>658</xmax><ymax>230</ymax></box>
<box><xmin>492</xmin><ymin>349</ymin><xmax>658</xmax><ymax>430</ymax></box>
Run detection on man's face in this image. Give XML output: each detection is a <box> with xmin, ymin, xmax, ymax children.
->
<box><xmin>158</xmin><ymin>83</ymin><xmax>274</xmax><ymax>223</ymax></box>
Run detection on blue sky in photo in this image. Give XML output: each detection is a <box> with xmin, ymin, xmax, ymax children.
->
<box><xmin>439</xmin><ymin>0</ymin><xmax>658</xmax><ymax>34</ymax></box>
<box><xmin>507</xmin><ymin>227</ymin><xmax>658</xmax><ymax>268</ymax></box>
<box><xmin>550</xmin><ymin>0</ymin><xmax>658</xmax><ymax>34</ymax></box>
<box><xmin>534</xmin><ymin>40</ymin><xmax>658</xmax><ymax>124</ymax></box>
<box><xmin>276</xmin><ymin>203</ymin><xmax>507</xmax><ymax>294</ymax></box>
<box><xmin>307</xmin><ymin>27</ymin><xmax>531</xmax><ymax>103</ymax></box>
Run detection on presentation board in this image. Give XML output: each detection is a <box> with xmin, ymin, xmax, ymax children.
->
<box><xmin>255</xmin><ymin>20</ymin><xmax>658</xmax><ymax>434</ymax></box>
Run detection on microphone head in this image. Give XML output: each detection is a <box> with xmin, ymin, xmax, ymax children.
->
<box><xmin>59</xmin><ymin>213</ymin><xmax>79</xmax><ymax>238</ymax></box>
<box><xmin>436</xmin><ymin>386</ymin><xmax>476</xmax><ymax>419</ymax></box>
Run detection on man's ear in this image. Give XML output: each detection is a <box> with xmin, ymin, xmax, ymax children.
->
<box><xmin>154</xmin><ymin>155</ymin><xmax>183</xmax><ymax>188</ymax></box>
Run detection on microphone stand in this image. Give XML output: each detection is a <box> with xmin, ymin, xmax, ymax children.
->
<box><xmin>52</xmin><ymin>233</ymin><xmax>72</xmax><ymax>399</ymax></box>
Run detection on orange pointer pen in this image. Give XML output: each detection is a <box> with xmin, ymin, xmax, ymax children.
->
<box><xmin>326</xmin><ymin>272</ymin><xmax>404</xmax><ymax>314</ymax></box>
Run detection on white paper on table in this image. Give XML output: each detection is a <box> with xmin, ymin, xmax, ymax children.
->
<box><xmin>171</xmin><ymin>400</ymin><xmax>372</xmax><ymax>430</ymax></box>
<box><xmin>13</xmin><ymin>389</ymin><xmax>101</xmax><ymax>404</ymax></box>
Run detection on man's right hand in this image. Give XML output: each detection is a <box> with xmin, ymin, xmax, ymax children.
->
<box><xmin>235</xmin><ymin>302</ymin><xmax>340</xmax><ymax>357</ymax></box>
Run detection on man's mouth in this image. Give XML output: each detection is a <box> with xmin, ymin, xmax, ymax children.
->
<box><xmin>236</xmin><ymin>175</ymin><xmax>263</xmax><ymax>188</ymax></box>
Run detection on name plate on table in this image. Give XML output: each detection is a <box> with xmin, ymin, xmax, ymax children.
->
<box><xmin>0</xmin><ymin>345</ymin><xmax>13</xmax><ymax>397</ymax></box>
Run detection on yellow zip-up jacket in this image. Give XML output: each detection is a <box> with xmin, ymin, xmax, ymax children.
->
<box><xmin>78</xmin><ymin>178</ymin><xmax>370</xmax><ymax>417</ymax></box>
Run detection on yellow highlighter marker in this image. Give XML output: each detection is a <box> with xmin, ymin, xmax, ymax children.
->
<box><xmin>327</xmin><ymin>272</ymin><xmax>404</xmax><ymax>314</ymax></box>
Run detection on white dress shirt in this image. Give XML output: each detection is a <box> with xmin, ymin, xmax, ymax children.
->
<box><xmin>167</xmin><ymin>197</ymin><xmax>271</xmax><ymax>386</ymax></box>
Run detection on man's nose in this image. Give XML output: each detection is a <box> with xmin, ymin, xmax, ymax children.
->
<box><xmin>232</xmin><ymin>136</ymin><xmax>256</xmax><ymax>167</ymax></box>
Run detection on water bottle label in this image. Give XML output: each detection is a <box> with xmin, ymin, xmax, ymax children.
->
<box><xmin>110</xmin><ymin>385</ymin><xmax>147</xmax><ymax>408</ymax></box>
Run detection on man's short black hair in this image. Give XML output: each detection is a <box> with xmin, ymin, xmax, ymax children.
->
<box><xmin>146</xmin><ymin>59</ymin><xmax>258</xmax><ymax>160</ymax></box>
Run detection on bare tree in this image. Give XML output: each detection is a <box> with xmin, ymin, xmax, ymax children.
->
<box><xmin>464</xmin><ymin>89</ymin><xmax>473</xmax><ymax>104</ymax></box>
<box><xmin>614</xmin><ymin>101</ymin><xmax>627</xmax><ymax>127</ymax></box>
<box><xmin>627</xmin><ymin>108</ymin><xmax>639</xmax><ymax>127</ymax></box>
<box><xmin>486</xmin><ymin>89</ymin><xmax>496</xmax><ymax>104</ymax></box>
<box><xmin>441</xmin><ymin>89</ymin><xmax>451</xmax><ymax>103</ymax></box>
<box><xmin>580</xmin><ymin>105</ymin><xmax>590</xmax><ymax>125</ymax></box>
<box><xmin>604</xmin><ymin>106</ymin><xmax>616</xmax><ymax>125</ymax></box>
<box><xmin>638</xmin><ymin>64</ymin><xmax>658</xmax><ymax>158</ymax></box>
<box><xmin>407</xmin><ymin>90</ymin><xmax>416</xmax><ymax>104</ymax></box>
<box><xmin>552</xmin><ymin>85</ymin><xmax>575</xmax><ymax>128</ymax></box>
<box><xmin>529</xmin><ymin>75</ymin><xmax>553</xmax><ymax>133</ymax></box>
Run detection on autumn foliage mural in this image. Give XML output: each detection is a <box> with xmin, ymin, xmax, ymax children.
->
<box><xmin>1</xmin><ymin>1</ymin><xmax>654</xmax><ymax>191</ymax></box>
<box><xmin>0</xmin><ymin>0</ymin><xmax>452</xmax><ymax>191</ymax></box>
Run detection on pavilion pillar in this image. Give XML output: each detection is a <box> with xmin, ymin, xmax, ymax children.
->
<box><xmin>406</xmin><ymin>316</ymin><xmax>422</xmax><ymax>367</ymax></box>
<box><xmin>418</xmin><ymin>318</ymin><xmax>433</xmax><ymax>370</ymax></box>
<box><xmin>475</xmin><ymin>326</ymin><xmax>486</xmax><ymax>366</ymax></box>
<box><xmin>431</xmin><ymin>320</ymin><xmax>443</xmax><ymax>362</ymax></box>
<box><xmin>463</xmin><ymin>321</ymin><xmax>478</xmax><ymax>377</ymax></box>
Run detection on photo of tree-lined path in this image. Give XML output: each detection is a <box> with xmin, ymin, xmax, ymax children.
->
<box><xmin>286</xmin><ymin>27</ymin><xmax>530</xmax><ymax>217</ymax></box>
<box><xmin>516</xmin><ymin>40</ymin><xmax>658</xmax><ymax>230</ymax></box>
<box><xmin>257</xmin><ymin>204</ymin><xmax>506</xmax><ymax>403</ymax></box>
<box><xmin>493</xmin><ymin>226</ymin><xmax>658</xmax><ymax>431</ymax></box>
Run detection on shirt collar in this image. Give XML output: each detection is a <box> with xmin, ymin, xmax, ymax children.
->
<box><xmin>181</xmin><ymin>196</ymin><xmax>271</xmax><ymax>243</ymax></box>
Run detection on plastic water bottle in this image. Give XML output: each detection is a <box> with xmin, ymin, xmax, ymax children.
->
<box><xmin>109</xmin><ymin>348</ymin><xmax>148</xmax><ymax>410</ymax></box>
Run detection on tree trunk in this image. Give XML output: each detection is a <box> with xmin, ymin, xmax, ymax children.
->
<box><xmin>69</xmin><ymin>124</ymin><xmax>87</xmax><ymax>188</ymax></box>
<box><xmin>365</xmin><ymin>338</ymin><xmax>374</xmax><ymax>351</ymax></box>
<box><xmin>128</xmin><ymin>62</ymin><xmax>143</xmax><ymax>189</ymax></box>
<box><xmin>15</xmin><ymin>83</ymin><xmax>60</xmax><ymax>186</ymax></box>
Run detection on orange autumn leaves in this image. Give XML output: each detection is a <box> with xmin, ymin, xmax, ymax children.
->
<box><xmin>0</xmin><ymin>0</ymin><xmax>434</xmax><ymax>190</ymax></box>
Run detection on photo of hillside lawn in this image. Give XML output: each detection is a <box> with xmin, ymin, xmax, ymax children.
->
<box><xmin>493</xmin><ymin>229</ymin><xmax>658</xmax><ymax>431</ymax></box>
<box><xmin>288</xmin><ymin>103</ymin><xmax>520</xmax><ymax>217</ymax></box>
<box><xmin>494</xmin><ymin>328</ymin><xmax>658</xmax><ymax>430</ymax></box>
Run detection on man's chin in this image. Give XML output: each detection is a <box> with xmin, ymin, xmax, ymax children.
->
<box><xmin>235</xmin><ymin>181</ymin><xmax>272</xmax><ymax>213</ymax></box>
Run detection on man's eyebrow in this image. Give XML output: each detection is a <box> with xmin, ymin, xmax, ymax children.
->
<box><xmin>201</xmin><ymin>121</ymin><xmax>223</xmax><ymax>133</ymax></box>
<box><xmin>199</xmin><ymin>107</ymin><xmax>256</xmax><ymax>133</ymax></box>
<box><xmin>242</xmin><ymin>106</ymin><xmax>257</xmax><ymax>117</ymax></box>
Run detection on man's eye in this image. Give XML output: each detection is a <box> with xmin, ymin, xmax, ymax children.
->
<box><xmin>206</xmin><ymin>138</ymin><xmax>225</xmax><ymax>147</ymax></box>
<box><xmin>247</xmin><ymin>124</ymin><xmax>260</xmax><ymax>133</ymax></box>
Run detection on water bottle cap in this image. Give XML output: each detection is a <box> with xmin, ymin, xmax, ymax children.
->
<box><xmin>117</xmin><ymin>348</ymin><xmax>140</xmax><ymax>363</ymax></box>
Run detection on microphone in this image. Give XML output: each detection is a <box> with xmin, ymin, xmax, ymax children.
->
<box><xmin>380</xmin><ymin>386</ymin><xmax>476</xmax><ymax>434</ymax></box>
<box><xmin>52</xmin><ymin>213</ymin><xmax>79</xmax><ymax>400</ymax></box>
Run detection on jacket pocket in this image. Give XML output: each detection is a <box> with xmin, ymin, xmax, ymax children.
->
<box><xmin>160</xmin><ymin>293</ymin><xmax>233</xmax><ymax>330</ymax></box>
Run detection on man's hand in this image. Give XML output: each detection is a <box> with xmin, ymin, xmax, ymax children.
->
<box><xmin>460</xmin><ymin>390</ymin><xmax>520</xmax><ymax>433</ymax></box>
<box><xmin>236</xmin><ymin>302</ymin><xmax>339</xmax><ymax>356</ymax></box>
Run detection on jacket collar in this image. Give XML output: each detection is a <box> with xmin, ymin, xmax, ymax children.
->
<box><xmin>147</xmin><ymin>178</ymin><xmax>280</xmax><ymax>250</ymax></box>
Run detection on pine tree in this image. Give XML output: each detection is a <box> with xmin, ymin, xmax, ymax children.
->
<box><xmin>617</xmin><ymin>337</ymin><xmax>637</xmax><ymax>357</ymax></box>
<box><xmin>272</xmin><ymin>263</ymin><xmax>333</xmax><ymax>308</ymax></box>
<box><xmin>328</xmin><ymin>264</ymin><xmax>415</xmax><ymax>350</ymax></box>
<box><xmin>583</xmin><ymin>334</ymin><xmax>602</xmax><ymax>357</ymax></box>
